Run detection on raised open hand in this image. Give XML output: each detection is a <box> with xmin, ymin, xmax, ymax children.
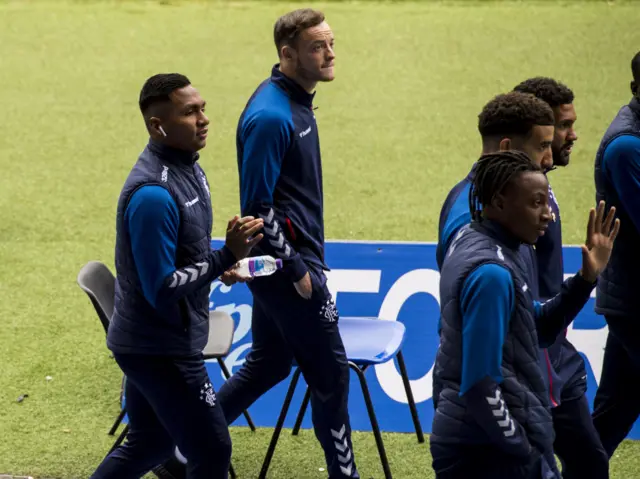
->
<box><xmin>580</xmin><ymin>200</ymin><xmax>620</xmax><ymax>283</ymax></box>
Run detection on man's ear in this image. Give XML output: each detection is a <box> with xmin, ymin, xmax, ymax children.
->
<box><xmin>499</xmin><ymin>138</ymin><xmax>511</xmax><ymax>151</ymax></box>
<box><xmin>281</xmin><ymin>44</ymin><xmax>296</xmax><ymax>61</ymax></box>
<box><xmin>148</xmin><ymin>116</ymin><xmax>164</xmax><ymax>137</ymax></box>
<box><xmin>493</xmin><ymin>192</ymin><xmax>506</xmax><ymax>211</ymax></box>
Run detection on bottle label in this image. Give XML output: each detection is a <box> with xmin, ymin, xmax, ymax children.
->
<box><xmin>248</xmin><ymin>259</ymin><xmax>264</xmax><ymax>276</ymax></box>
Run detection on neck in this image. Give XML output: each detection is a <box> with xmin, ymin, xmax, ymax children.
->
<box><xmin>477</xmin><ymin>215</ymin><xmax>521</xmax><ymax>249</ymax></box>
<box><xmin>148</xmin><ymin>138</ymin><xmax>198</xmax><ymax>165</ymax></box>
<box><xmin>480</xmin><ymin>140</ymin><xmax>501</xmax><ymax>156</ymax></box>
<box><xmin>279</xmin><ymin>63</ymin><xmax>317</xmax><ymax>94</ymax></box>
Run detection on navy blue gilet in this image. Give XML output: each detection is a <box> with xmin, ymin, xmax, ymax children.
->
<box><xmin>594</xmin><ymin>97</ymin><xmax>640</xmax><ymax>316</ymax></box>
<box><xmin>107</xmin><ymin>141</ymin><xmax>213</xmax><ymax>356</ymax></box>
<box><xmin>432</xmin><ymin>220</ymin><xmax>553</xmax><ymax>455</ymax></box>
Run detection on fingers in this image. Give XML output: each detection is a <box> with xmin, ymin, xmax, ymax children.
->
<box><xmin>247</xmin><ymin>233</ymin><xmax>264</xmax><ymax>247</ymax></box>
<box><xmin>602</xmin><ymin>206</ymin><xmax>616</xmax><ymax>236</ymax></box>
<box><xmin>585</xmin><ymin>207</ymin><xmax>595</xmax><ymax>246</ymax></box>
<box><xmin>609</xmin><ymin>218</ymin><xmax>621</xmax><ymax>243</ymax></box>
<box><xmin>245</xmin><ymin>224</ymin><xmax>264</xmax><ymax>238</ymax></box>
<box><xmin>594</xmin><ymin>200</ymin><xmax>605</xmax><ymax>235</ymax></box>
<box><xmin>227</xmin><ymin>215</ymin><xmax>240</xmax><ymax>231</ymax></box>
<box><xmin>231</xmin><ymin>216</ymin><xmax>256</xmax><ymax>232</ymax></box>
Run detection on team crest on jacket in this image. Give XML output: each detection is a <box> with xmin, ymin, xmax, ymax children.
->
<box><xmin>200</xmin><ymin>381</ymin><xmax>216</xmax><ymax>407</ymax></box>
<box><xmin>320</xmin><ymin>298</ymin><xmax>339</xmax><ymax>322</ymax></box>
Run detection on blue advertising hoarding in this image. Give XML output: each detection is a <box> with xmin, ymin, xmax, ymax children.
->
<box><xmin>205</xmin><ymin>239</ymin><xmax>640</xmax><ymax>440</ymax></box>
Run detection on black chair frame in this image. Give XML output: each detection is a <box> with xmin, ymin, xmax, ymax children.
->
<box><xmin>258</xmin><ymin>350</ymin><xmax>424</xmax><ymax>479</ymax></box>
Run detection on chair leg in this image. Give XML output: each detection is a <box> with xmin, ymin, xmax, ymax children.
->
<box><xmin>259</xmin><ymin>368</ymin><xmax>302</xmax><ymax>479</ymax></box>
<box><xmin>217</xmin><ymin>357</ymin><xmax>257</xmax><ymax>433</ymax></box>
<box><xmin>349</xmin><ymin>362</ymin><xmax>392</xmax><ymax>479</ymax></box>
<box><xmin>107</xmin><ymin>424</ymin><xmax>129</xmax><ymax>456</ymax></box>
<box><xmin>292</xmin><ymin>385</ymin><xmax>311</xmax><ymax>436</ymax></box>
<box><xmin>396</xmin><ymin>351</ymin><xmax>424</xmax><ymax>443</ymax></box>
<box><xmin>108</xmin><ymin>407</ymin><xmax>127</xmax><ymax>436</ymax></box>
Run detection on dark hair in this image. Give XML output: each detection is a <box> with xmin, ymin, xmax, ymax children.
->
<box><xmin>632</xmin><ymin>51</ymin><xmax>640</xmax><ymax>83</ymax></box>
<box><xmin>513</xmin><ymin>77</ymin><xmax>574</xmax><ymax>108</ymax></box>
<box><xmin>469</xmin><ymin>150</ymin><xmax>542</xmax><ymax>222</ymax></box>
<box><xmin>478</xmin><ymin>91</ymin><xmax>555</xmax><ymax>138</ymax></box>
<box><xmin>273</xmin><ymin>8</ymin><xmax>325</xmax><ymax>55</ymax></box>
<box><xmin>139</xmin><ymin>73</ymin><xmax>191</xmax><ymax>113</ymax></box>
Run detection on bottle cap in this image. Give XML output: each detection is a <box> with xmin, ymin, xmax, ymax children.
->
<box><xmin>275</xmin><ymin>258</ymin><xmax>283</xmax><ymax>269</ymax></box>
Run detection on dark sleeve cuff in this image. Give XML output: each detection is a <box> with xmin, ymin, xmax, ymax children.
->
<box><xmin>283</xmin><ymin>254</ymin><xmax>308</xmax><ymax>282</ymax></box>
<box><xmin>216</xmin><ymin>245</ymin><xmax>238</xmax><ymax>275</ymax></box>
<box><xmin>573</xmin><ymin>271</ymin><xmax>597</xmax><ymax>293</ymax></box>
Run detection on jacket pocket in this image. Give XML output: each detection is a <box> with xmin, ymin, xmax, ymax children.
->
<box><xmin>178</xmin><ymin>298</ymin><xmax>190</xmax><ymax>332</ymax></box>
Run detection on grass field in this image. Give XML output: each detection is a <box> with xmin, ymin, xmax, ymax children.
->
<box><xmin>1</xmin><ymin>0</ymin><xmax>640</xmax><ymax>477</ymax></box>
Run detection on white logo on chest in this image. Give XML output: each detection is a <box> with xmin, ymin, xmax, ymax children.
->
<box><xmin>299</xmin><ymin>126</ymin><xmax>312</xmax><ymax>138</ymax></box>
<box><xmin>185</xmin><ymin>196</ymin><xmax>199</xmax><ymax>207</ymax></box>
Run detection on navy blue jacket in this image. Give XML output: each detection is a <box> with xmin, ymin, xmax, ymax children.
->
<box><xmin>236</xmin><ymin>65</ymin><xmax>327</xmax><ymax>283</ymax></box>
<box><xmin>594</xmin><ymin>97</ymin><xmax>640</xmax><ymax>316</ymax></box>
<box><xmin>107</xmin><ymin>140</ymin><xmax>236</xmax><ymax>356</ymax></box>
<box><xmin>534</xmin><ymin>181</ymin><xmax>587</xmax><ymax>404</ymax></box>
<box><xmin>432</xmin><ymin>220</ymin><xmax>594</xmax><ymax>475</ymax></box>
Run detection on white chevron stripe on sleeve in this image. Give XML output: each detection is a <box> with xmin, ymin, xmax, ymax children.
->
<box><xmin>260</xmin><ymin>209</ymin><xmax>275</xmax><ymax>224</ymax></box>
<box><xmin>196</xmin><ymin>261</ymin><xmax>209</xmax><ymax>276</ymax></box>
<box><xmin>184</xmin><ymin>267</ymin><xmax>199</xmax><ymax>282</ymax></box>
<box><xmin>503</xmin><ymin>420</ymin><xmax>516</xmax><ymax>437</ymax></box>
<box><xmin>485</xmin><ymin>390</ymin><xmax>501</xmax><ymax>406</ymax></box>
<box><xmin>269</xmin><ymin>232</ymin><xmax>285</xmax><ymax>249</ymax></box>
<box><xmin>264</xmin><ymin>222</ymin><xmax>278</xmax><ymax>236</ymax></box>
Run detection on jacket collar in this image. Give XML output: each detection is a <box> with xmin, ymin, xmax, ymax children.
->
<box><xmin>629</xmin><ymin>96</ymin><xmax>640</xmax><ymax>117</ymax></box>
<box><xmin>472</xmin><ymin>218</ymin><xmax>522</xmax><ymax>251</ymax></box>
<box><xmin>270</xmin><ymin>64</ymin><xmax>315</xmax><ymax>109</ymax></box>
<box><xmin>147</xmin><ymin>139</ymin><xmax>199</xmax><ymax>168</ymax></box>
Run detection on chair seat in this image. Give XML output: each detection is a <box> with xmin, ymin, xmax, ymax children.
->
<box><xmin>339</xmin><ymin>317</ymin><xmax>406</xmax><ymax>365</ymax></box>
<box><xmin>202</xmin><ymin>310</ymin><xmax>235</xmax><ymax>359</ymax></box>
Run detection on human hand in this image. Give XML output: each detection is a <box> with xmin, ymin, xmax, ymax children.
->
<box><xmin>219</xmin><ymin>264</ymin><xmax>253</xmax><ymax>286</ymax></box>
<box><xmin>225</xmin><ymin>215</ymin><xmax>264</xmax><ymax>260</ymax></box>
<box><xmin>294</xmin><ymin>272</ymin><xmax>312</xmax><ymax>299</ymax></box>
<box><xmin>579</xmin><ymin>200</ymin><xmax>620</xmax><ymax>283</ymax></box>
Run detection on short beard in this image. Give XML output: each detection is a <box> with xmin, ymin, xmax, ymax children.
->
<box><xmin>552</xmin><ymin>148</ymin><xmax>570</xmax><ymax>167</ymax></box>
<box><xmin>295</xmin><ymin>60</ymin><xmax>318</xmax><ymax>83</ymax></box>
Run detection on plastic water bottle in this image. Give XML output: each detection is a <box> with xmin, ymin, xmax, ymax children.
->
<box><xmin>235</xmin><ymin>255</ymin><xmax>283</xmax><ymax>278</ymax></box>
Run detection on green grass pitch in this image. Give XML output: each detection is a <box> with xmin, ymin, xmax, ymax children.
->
<box><xmin>1</xmin><ymin>0</ymin><xmax>640</xmax><ymax>477</ymax></box>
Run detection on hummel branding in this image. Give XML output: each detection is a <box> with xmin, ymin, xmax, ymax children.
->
<box><xmin>299</xmin><ymin>126</ymin><xmax>312</xmax><ymax>138</ymax></box>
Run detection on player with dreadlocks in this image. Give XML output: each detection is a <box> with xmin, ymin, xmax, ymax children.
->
<box><xmin>430</xmin><ymin>150</ymin><xmax>619</xmax><ymax>479</ymax></box>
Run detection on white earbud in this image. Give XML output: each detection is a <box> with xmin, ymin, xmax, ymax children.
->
<box><xmin>159</xmin><ymin>126</ymin><xmax>167</xmax><ymax>137</ymax></box>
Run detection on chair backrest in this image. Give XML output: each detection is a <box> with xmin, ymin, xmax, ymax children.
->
<box><xmin>77</xmin><ymin>261</ymin><xmax>116</xmax><ymax>334</ymax></box>
<box><xmin>203</xmin><ymin>310</ymin><xmax>235</xmax><ymax>359</ymax></box>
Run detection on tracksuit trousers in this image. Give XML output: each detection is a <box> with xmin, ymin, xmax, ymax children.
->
<box><xmin>90</xmin><ymin>353</ymin><xmax>231</xmax><ymax>479</ymax></box>
<box><xmin>217</xmin><ymin>265</ymin><xmax>359</xmax><ymax>479</ymax></box>
<box><xmin>592</xmin><ymin>314</ymin><xmax>640</xmax><ymax>458</ymax></box>
<box><xmin>552</xmin><ymin>393</ymin><xmax>609</xmax><ymax>478</ymax></box>
<box><xmin>430</xmin><ymin>442</ymin><xmax>554</xmax><ymax>479</ymax></box>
